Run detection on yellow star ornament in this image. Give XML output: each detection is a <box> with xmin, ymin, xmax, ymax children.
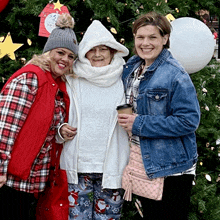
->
<box><xmin>0</xmin><ymin>33</ymin><xmax>23</xmax><ymax>60</ymax></box>
<box><xmin>53</xmin><ymin>0</ymin><xmax>63</xmax><ymax>11</ymax></box>
<box><xmin>165</xmin><ymin>14</ymin><xmax>175</xmax><ymax>22</ymax></box>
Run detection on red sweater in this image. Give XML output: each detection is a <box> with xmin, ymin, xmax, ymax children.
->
<box><xmin>2</xmin><ymin>64</ymin><xmax>69</xmax><ymax>180</ymax></box>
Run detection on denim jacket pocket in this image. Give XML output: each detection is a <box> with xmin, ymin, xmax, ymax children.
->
<box><xmin>145</xmin><ymin>89</ymin><xmax>168</xmax><ymax>116</ymax></box>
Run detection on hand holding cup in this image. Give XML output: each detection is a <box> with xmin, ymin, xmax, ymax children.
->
<box><xmin>117</xmin><ymin>104</ymin><xmax>136</xmax><ymax>137</ymax></box>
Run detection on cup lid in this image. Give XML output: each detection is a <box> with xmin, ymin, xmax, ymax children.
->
<box><xmin>116</xmin><ymin>104</ymin><xmax>132</xmax><ymax>110</ymax></box>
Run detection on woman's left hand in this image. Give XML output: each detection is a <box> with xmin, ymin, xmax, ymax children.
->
<box><xmin>60</xmin><ymin>124</ymin><xmax>77</xmax><ymax>141</ymax></box>
<box><xmin>118</xmin><ymin>113</ymin><xmax>137</xmax><ymax>133</ymax></box>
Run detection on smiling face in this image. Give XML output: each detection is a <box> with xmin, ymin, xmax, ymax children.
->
<box><xmin>49</xmin><ymin>48</ymin><xmax>75</xmax><ymax>79</ymax></box>
<box><xmin>85</xmin><ymin>45</ymin><xmax>113</xmax><ymax>67</ymax></box>
<box><xmin>135</xmin><ymin>25</ymin><xmax>168</xmax><ymax>66</ymax></box>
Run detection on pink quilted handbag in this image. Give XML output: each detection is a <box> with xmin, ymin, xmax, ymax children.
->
<box><xmin>122</xmin><ymin>144</ymin><xmax>164</xmax><ymax>201</ymax></box>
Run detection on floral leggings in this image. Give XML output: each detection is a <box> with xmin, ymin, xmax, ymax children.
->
<box><xmin>68</xmin><ymin>173</ymin><xmax>124</xmax><ymax>220</ymax></box>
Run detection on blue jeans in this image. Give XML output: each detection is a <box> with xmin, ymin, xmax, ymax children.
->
<box><xmin>68</xmin><ymin>173</ymin><xmax>124</xmax><ymax>220</ymax></box>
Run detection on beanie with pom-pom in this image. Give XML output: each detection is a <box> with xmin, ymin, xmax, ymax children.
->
<box><xmin>43</xmin><ymin>13</ymin><xmax>78</xmax><ymax>55</ymax></box>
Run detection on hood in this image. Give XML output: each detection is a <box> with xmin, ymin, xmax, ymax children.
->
<box><xmin>78</xmin><ymin>20</ymin><xmax>129</xmax><ymax>64</ymax></box>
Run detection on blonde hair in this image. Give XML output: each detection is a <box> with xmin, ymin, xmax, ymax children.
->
<box><xmin>26</xmin><ymin>51</ymin><xmax>74</xmax><ymax>79</ymax></box>
<box><xmin>26</xmin><ymin>52</ymin><xmax>50</xmax><ymax>72</ymax></box>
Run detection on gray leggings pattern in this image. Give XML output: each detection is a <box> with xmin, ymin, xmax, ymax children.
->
<box><xmin>68</xmin><ymin>173</ymin><xmax>124</xmax><ymax>220</ymax></box>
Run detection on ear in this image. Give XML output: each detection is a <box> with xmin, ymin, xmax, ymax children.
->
<box><xmin>163</xmin><ymin>34</ymin><xmax>169</xmax><ymax>45</ymax></box>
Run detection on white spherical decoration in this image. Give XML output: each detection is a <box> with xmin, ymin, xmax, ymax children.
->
<box><xmin>169</xmin><ymin>17</ymin><xmax>215</xmax><ymax>73</ymax></box>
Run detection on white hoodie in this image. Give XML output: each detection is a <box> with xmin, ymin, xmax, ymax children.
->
<box><xmin>59</xmin><ymin>20</ymin><xmax>130</xmax><ymax>189</ymax></box>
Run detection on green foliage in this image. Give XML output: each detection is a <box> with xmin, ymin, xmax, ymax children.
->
<box><xmin>1</xmin><ymin>1</ymin><xmax>220</xmax><ymax>219</ymax></box>
<box><xmin>188</xmin><ymin>61</ymin><xmax>220</xmax><ymax>220</ymax></box>
<box><xmin>1</xmin><ymin>0</ymin><xmax>219</xmax><ymax>81</ymax></box>
<box><xmin>121</xmin><ymin>195</ymin><xmax>140</xmax><ymax>219</ymax></box>
<box><xmin>189</xmin><ymin>174</ymin><xmax>220</xmax><ymax>220</ymax></box>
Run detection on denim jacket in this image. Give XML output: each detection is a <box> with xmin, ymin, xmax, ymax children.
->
<box><xmin>122</xmin><ymin>49</ymin><xmax>200</xmax><ymax>179</ymax></box>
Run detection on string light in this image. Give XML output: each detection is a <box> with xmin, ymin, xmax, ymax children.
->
<box><xmin>205</xmin><ymin>105</ymin><xmax>210</xmax><ymax>111</ymax></box>
<box><xmin>0</xmin><ymin>36</ymin><xmax>4</xmax><ymax>42</ymax></box>
<box><xmin>27</xmin><ymin>39</ymin><xmax>32</xmax><ymax>46</ymax></box>
<box><xmin>1</xmin><ymin>77</ymin><xmax>6</xmax><ymax>83</ymax></box>
<box><xmin>205</xmin><ymin>174</ymin><xmax>212</xmax><ymax>181</ymax></box>
<box><xmin>110</xmin><ymin>27</ymin><xmax>117</xmax><ymax>34</ymax></box>
<box><xmin>120</xmin><ymin>38</ymin><xmax>125</xmax><ymax>44</ymax></box>
<box><xmin>20</xmin><ymin>57</ymin><xmax>26</xmax><ymax>64</ymax></box>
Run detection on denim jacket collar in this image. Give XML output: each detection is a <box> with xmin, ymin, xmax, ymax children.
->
<box><xmin>126</xmin><ymin>49</ymin><xmax>170</xmax><ymax>77</ymax></box>
<box><xmin>147</xmin><ymin>49</ymin><xmax>170</xmax><ymax>72</ymax></box>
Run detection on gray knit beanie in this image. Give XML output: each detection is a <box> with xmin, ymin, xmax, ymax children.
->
<box><xmin>43</xmin><ymin>13</ymin><xmax>78</xmax><ymax>55</ymax></box>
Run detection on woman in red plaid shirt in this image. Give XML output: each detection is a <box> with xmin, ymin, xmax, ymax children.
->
<box><xmin>0</xmin><ymin>13</ymin><xmax>78</xmax><ymax>220</ymax></box>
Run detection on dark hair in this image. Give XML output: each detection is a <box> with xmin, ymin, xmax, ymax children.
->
<box><xmin>108</xmin><ymin>46</ymin><xmax>117</xmax><ymax>56</ymax></box>
<box><xmin>132</xmin><ymin>11</ymin><xmax>171</xmax><ymax>54</ymax></box>
<box><xmin>210</xmin><ymin>27</ymin><xmax>216</xmax><ymax>34</ymax></box>
<box><xmin>107</xmin><ymin>46</ymin><xmax>117</xmax><ymax>64</ymax></box>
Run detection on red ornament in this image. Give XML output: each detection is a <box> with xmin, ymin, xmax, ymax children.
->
<box><xmin>38</xmin><ymin>2</ymin><xmax>69</xmax><ymax>37</ymax></box>
<box><xmin>0</xmin><ymin>0</ymin><xmax>10</xmax><ymax>13</ymax></box>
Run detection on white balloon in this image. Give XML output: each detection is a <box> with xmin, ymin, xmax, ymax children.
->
<box><xmin>169</xmin><ymin>17</ymin><xmax>215</xmax><ymax>73</ymax></box>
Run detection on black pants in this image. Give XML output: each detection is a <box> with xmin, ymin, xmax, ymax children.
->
<box><xmin>0</xmin><ymin>185</ymin><xmax>38</xmax><ymax>220</ymax></box>
<box><xmin>122</xmin><ymin>174</ymin><xmax>194</xmax><ymax>220</ymax></box>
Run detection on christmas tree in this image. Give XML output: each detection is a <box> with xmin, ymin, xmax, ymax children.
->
<box><xmin>0</xmin><ymin>0</ymin><xmax>220</xmax><ymax>219</ymax></box>
<box><xmin>188</xmin><ymin>60</ymin><xmax>220</xmax><ymax>220</ymax></box>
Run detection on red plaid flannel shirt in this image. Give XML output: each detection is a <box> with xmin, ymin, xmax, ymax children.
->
<box><xmin>0</xmin><ymin>72</ymin><xmax>65</xmax><ymax>193</ymax></box>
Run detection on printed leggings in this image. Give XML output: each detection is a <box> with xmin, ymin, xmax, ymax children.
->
<box><xmin>68</xmin><ymin>173</ymin><xmax>124</xmax><ymax>220</ymax></box>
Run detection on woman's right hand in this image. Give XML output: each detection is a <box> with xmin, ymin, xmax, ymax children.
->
<box><xmin>60</xmin><ymin>124</ymin><xmax>77</xmax><ymax>141</ymax></box>
<box><xmin>0</xmin><ymin>175</ymin><xmax>7</xmax><ymax>188</ymax></box>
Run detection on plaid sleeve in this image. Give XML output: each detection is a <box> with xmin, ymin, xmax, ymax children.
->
<box><xmin>0</xmin><ymin>72</ymin><xmax>38</xmax><ymax>175</ymax></box>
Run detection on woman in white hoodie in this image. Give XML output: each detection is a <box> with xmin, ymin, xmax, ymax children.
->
<box><xmin>57</xmin><ymin>20</ymin><xmax>130</xmax><ymax>219</ymax></box>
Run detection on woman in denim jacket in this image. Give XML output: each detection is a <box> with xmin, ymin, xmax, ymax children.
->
<box><xmin>118</xmin><ymin>12</ymin><xmax>200</xmax><ymax>220</ymax></box>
